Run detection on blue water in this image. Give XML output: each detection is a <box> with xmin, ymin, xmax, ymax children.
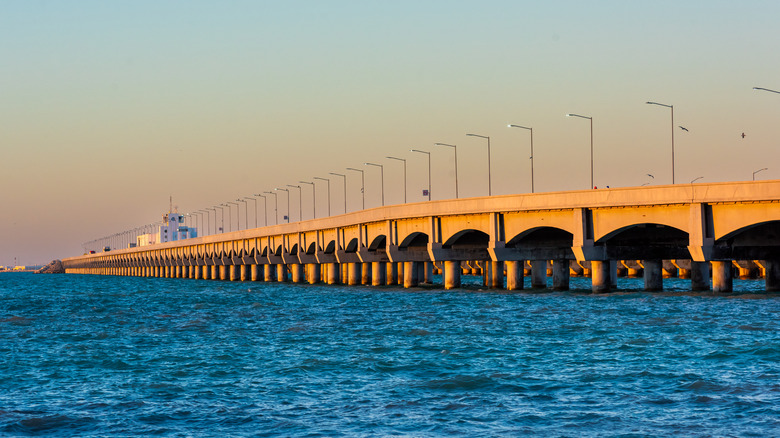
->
<box><xmin>1</xmin><ymin>273</ymin><xmax>778</xmax><ymax>437</ymax></box>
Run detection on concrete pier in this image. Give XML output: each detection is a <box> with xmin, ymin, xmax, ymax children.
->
<box><xmin>690</xmin><ymin>261</ymin><xmax>710</xmax><ymax>291</ymax></box>
<box><xmin>404</xmin><ymin>261</ymin><xmax>418</xmax><ymax>288</ymax></box>
<box><xmin>308</xmin><ymin>264</ymin><xmax>320</xmax><ymax>284</ymax></box>
<box><xmin>591</xmin><ymin>260</ymin><xmax>611</xmax><ymax>293</ymax></box>
<box><xmin>712</xmin><ymin>261</ymin><xmax>733</xmax><ymax>293</ymax></box>
<box><xmin>765</xmin><ymin>260</ymin><xmax>780</xmax><ymax>292</ymax></box>
<box><xmin>506</xmin><ymin>260</ymin><xmax>523</xmax><ymax>290</ymax></box>
<box><xmin>277</xmin><ymin>264</ymin><xmax>288</xmax><ymax>282</ymax></box>
<box><xmin>444</xmin><ymin>260</ymin><xmax>460</xmax><ymax>289</ymax></box>
<box><xmin>643</xmin><ymin>259</ymin><xmax>663</xmax><ymax>291</ymax></box>
<box><xmin>531</xmin><ymin>260</ymin><xmax>546</xmax><ymax>288</ymax></box>
<box><xmin>372</xmin><ymin>262</ymin><xmax>386</xmax><ymax>286</ymax></box>
<box><xmin>552</xmin><ymin>259</ymin><xmax>569</xmax><ymax>291</ymax></box>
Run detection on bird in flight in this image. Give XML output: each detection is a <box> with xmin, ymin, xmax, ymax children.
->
<box><xmin>741</xmin><ymin>132</ymin><xmax>746</xmax><ymax>138</ymax></box>
<box><xmin>647</xmin><ymin>174</ymin><xmax>655</xmax><ymax>179</ymax></box>
<box><xmin>679</xmin><ymin>126</ymin><xmax>689</xmax><ymax>132</ymax></box>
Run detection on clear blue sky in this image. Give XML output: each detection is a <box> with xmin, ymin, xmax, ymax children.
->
<box><xmin>2</xmin><ymin>0</ymin><xmax>779</xmax><ymax>264</ymax></box>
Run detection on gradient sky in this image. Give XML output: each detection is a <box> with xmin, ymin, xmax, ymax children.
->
<box><xmin>2</xmin><ymin>0</ymin><xmax>779</xmax><ymax>265</ymax></box>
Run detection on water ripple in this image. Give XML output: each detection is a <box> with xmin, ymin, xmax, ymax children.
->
<box><xmin>0</xmin><ymin>273</ymin><xmax>778</xmax><ymax>436</ymax></box>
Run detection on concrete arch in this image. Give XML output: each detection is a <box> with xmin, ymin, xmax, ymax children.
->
<box><xmin>345</xmin><ymin>238</ymin><xmax>359</xmax><ymax>252</ymax></box>
<box><xmin>592</xmin><ymin>205</ymin><xmax>689</xmax><ymax>243</ymax></box>
<box><xmin>507</xmin><ymin>226</ymin><xmax>574</xmax><ymax>247</ymax></box>
<box><xmin>368</xmin><ymin>235</ymin><xmax>386</xmax><ymax>251</ymax></box>
<box><xmin>716</xmin><ymin>220</ymin><xmax>780</xmax><ymax>246</ymax></box>
<box><xmin>596</xmin><ymin>223</ymin><xmax>688</xmax><ymax>245</ymax></box>
<box><xmin>444</xmin><ymin>229</ymin><xmax>489</xmax><ymax>248</ymax></box>
<box><xmin>713</xmin><ymin>204</ymin><xmax>780</xmax><ymax>241</ymax></box>
<box><xmin>324</xmin><ymin>240</ymin><xmax>337</xmax><ymax>254</ymax></box>
<box><xmin>399</xmin><ymin>232</ymin><xmax>428</xmax><ymax>248</ymax></box>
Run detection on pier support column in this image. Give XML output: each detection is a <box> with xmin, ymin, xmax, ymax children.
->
<box><xmin>232</xmin><ymin>265</ymin><xmax>241</xmax><ymax>281</ymax></box>
<box><xmin>308</xmin><ymin>264</ymin><xmax>321</xmax><ymax>284</ymax></box>
<box><xmin>219</xmin><ymin>265</ymin><xmax>227</xmax><ymax>281</ymax></box>
<box><xmin>347</xmin><ymin>263</ymin><xmax>360</xmax><ymax>286</ymax></box>
<box><xmin>488</xmin><ymin>261</ymin><xmax>504</xmax><ymax>289</ymax></box>
<box><xmin>264</xmin><ymin>264</ymin><xmax>275</xmax><ymax>282</ymax></box>
<box><xmin>277</xmin><ymin>264</ymin><xmax>288</xmax><ymax>282</ymax></box>
<box><xmin>506</xmin><ymin>260</ymin><xmax>524</xmax><ymax>290</ymax></box>
<box><xmin>250</xmin><ymin>265</ymin><xmax>259</xmax><ymax>281</ymax></box>
<box><xmin>423</xmin><ymin>262</ymin><xmax>433</xmax><ymax>284</ymax></box>
<box><xmin>194</xmin><ymin>265</ymin><xmax>202</xmax><ymax>280</ymax></box>
<box><xmin>397</xmin><ymin>263</ymin><xmax>405</xmax><ymax>285</ymax></box>
<box><xmin>404</xmin><ymin>261</ymin><xmax>419</xmax><ymax>288</ymax></box>
<box><xmin>712</xmin><ymin>261</ymin><xmax>733</xmax><ymax>293</ymax></box>
<box><xmin>444</xmin><ymin>260</ymin><xmax>461</xmax><ymax>289</ymax></box>
<box><xmin>591</xmin><ymin>260</ymin><xmax>611</xmax><ymax>293</ymax></box>
<box><xmin>386</xmin><ymin>263</ymin><xmax>397</xmax><ymax>285</ymax></box>
<box><xmin>643</xmin><ymin>259</ymin><xmax>663</xmax><ymax>291</ymax></box>
<box><xmin>326</xmin><ymin>263</ymin><xmax>339</xmax><ymax>284</ymax></box>
<box><xmin>531</xmin><ymin>260</ymin><xmax>547</xmax><ymax>288</ymax></box>
<box><xmin>237</xmin><ymin>264</ymin><xmax>246</xmax><ymax>281</ymax></box>
<box><xmin>211</xmin><ymin>265</ymin><xmax>218</xmax><ymax>280</ymax></box>
<box><xmin>202</xmin><ymin>266</ymin><xmax>210</xmax><ymax>280</ymax></box>
<box><xmin>291</xmin><ymin>264</ymin><xmax>304</xmax><ymax>283</ymax></box>
<box><xmin>361</xmin><ymin>263</ymin><xmax>371</xmax><ymax>285</ymax></box>
<box><xmin>765</xmin><ymin>259</ymin><xmax>780</xmax><ymax>292</ymax></box>
<box><xmin>372</xmin><ymin>262</ymin><xmax>386</xmax><ymax>286</ymax></box>
<box><xmin>552</xmin><ymin>259</ymin><xmax>570</xmax><ymax>291</ymax></box>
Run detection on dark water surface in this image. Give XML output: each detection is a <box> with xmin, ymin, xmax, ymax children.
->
<box><xmin>1</xmin><ymin>273</ymin><xmax>778</xmax><ymax>436</ymax></box>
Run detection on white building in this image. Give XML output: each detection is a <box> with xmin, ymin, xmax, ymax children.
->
<box><xmin>137</xmin><ymin>211</ymin><xmax>197</xmax><ymax>247</ymax></box>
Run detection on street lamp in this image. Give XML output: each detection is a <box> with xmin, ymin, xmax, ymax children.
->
<box><xmin>365</xmin><ymin>162</ymin><xmax>384</xmax><ymax>206</ymax></box>
<box><xmin>226</xmin><ymin>201</ymin><xmax>240</xmax><ymax>230</ymax></box>
<box><xmin>566</xmin><ymin>113</ymin><xmax>594</xmax><ymax>189</ymax></box>
<box><xmin>753</xmin><ymin>87</ymin><xmax>780</xmax><ymax>94</ymax></box>
<box><xmin>434</xmin><ymin>143</ymin><xmax>458</xmax><ymax>198</ymax></box>
<box><xmin>753</xmin><ymin>167</ymin><xmax>768</xmax><ymax>181</ymax></box>
<box><xmin>300</xmin><ymin>181</ymin><xmax>316</xmax><ymax>219</ymax></box>
<box><xmin>508</xmin><ymin>124</ymin><xmax>534</xmax><ymax>193</ymax></box>
<box><xmin>346</xmin><ymin>168</ymin><xmax>365</xmax><ymax>210</ymax></box>
<box><xmin>275</xmin><ymin>188</ymin><xmax>290</xmax><ymax>223</ymax></box>
<box><xmin>329</xmin><ymin>172</ymin><xmax>347</xmax><ymax>213</ymax></box>
<box><xmin>264</xmin><ymin>191</ymin><xmax>278</xmax><ymax>224</ymax></box>
<box><xmin>466</xmin><ymin>133</ymin><xmax>491</xmax><ymax>196</ymax></box>
<box><xmin>287</xmin><ymin>185</ymin><xmax>302</xmax><ymax>221</ymax></box>
<box><xmin>386</xmin><ymin>156</ymin><xmax>407</xmax><ymax>203</ymax></box>
<box><xmin>254</xmin><ymin>194</ymin><xmax>268</xmax><ymax>226</ymax></box>
<box><xmin>242</xmin><ymin>197</ymin><xmax>256</xmax><ymax>228</ymax></box>
<box><xmin>214</xmin><ymin>205</ymin><xmax>225</xmax><ymax>233</ymax></box>
<box><xmin>411</xmin><ymin>149</ymin><xmax>431</xmax><ymax>201</ymax></box>
<box><xmin>646</xmin><ymin>101</ymin><xmax>675</xmax><ymax>184</ymax></box>
<box><xmin>237</xmin><ymin>198</ymin><xmax>249</xmax><ymax>229</ymax></box>
<box><xmin>313</xmin><ymin>177</ymin><xmax>331</xmax><ymax>217</ymax></box>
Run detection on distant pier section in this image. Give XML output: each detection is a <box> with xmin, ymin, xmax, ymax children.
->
<box><xmin>62</xmin><ymin>180</ymin><xmax>780</xmax><ymax>293</ymax></box>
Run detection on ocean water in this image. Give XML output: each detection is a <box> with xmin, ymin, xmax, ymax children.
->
<box><xmin>0</xmin><ymin>272</ymin><xmax>778</xmax><ymax>437</ymax></box>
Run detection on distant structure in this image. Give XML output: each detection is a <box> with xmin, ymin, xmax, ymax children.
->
<box><xmin>137</xmin><ymin>199</ymin><xmax>197</xmax><ymax>247</ymax></box>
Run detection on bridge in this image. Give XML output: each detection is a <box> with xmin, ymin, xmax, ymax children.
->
<box><xmin>62</xmin><ymin>180</ymin><xmax>780</xmax><ymax>293</ymax></box>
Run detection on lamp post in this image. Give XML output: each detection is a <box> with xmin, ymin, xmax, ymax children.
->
<box><xmin>466</xmin><ymin>133</ymin><xmax>491</xmax><ymax>196</ymax></box>
<box><xmin>314</xmin><ymin>177</ymin><xmax>331</xmax><ymax>216</ymax></box>
<box><xmin>411</xmin><ymin>149</ymin><xmax>431</xmax><ymax>201</ymax></box>
<box><xmin>329</xmin><ymin>172</ymin><xmax>347</xmax><ymax>214</ymax></box>
<box><xmin>222</xmin><ymin>203</ymin><xmax>236</xmax><ymax>232</ymax></box>
<box><xmin>435</xmin><ymin>143</ymin><xmax>458</xmax><ymax>198</ymax></box>
<box><xmin>753</xmin><ymin>87</ymin><xmax>780</xmax><ymax>94</ymax></box>
<box><xmin>263</xmin><ymin>191</ymin><xmax>278</xmax><ymax>225</ymax></box>
<box><xmin>346</xmin><ymin>168</ymin><xmax>365</xmax><ymax>210</ymax></box>
<box><xmin>300</xmin><ymin>181</ymin><xmax>316</xmax><ymax>219</ymax></box>
<box><xmin>386</xmin><ymin>156</ymin><xmax>407</xmax><ymax>203</ymax></box>
<box><xmin>508</xmin><ymin>124</ymin><xmax>534</xmax><ymax>193</ymax></box>
<box><xmin>237</xmin><ymin>199</ymin><xmax>249</xmax><ymax>229</ymax></box>
<box><xmin>275</xmin><ymin>188</ymin><xmax>290</xmax><ymax>223</ymax></box>
<box><xmin>646</xmin><ymin>101</ymin><xmax>675</xmax><ymax>184</ymax></box>
<box><xmin>254</xmin><ymin>194</ymin><xmax>268</xmax><ymax>226</ymax></box>
<box><xmin>243</xmin><ymin>197</ymin><xmax>256</xmax><ymax>228</ymax></box>
<box><xmin>214</xmin><ymin>205</ymin><xmax>225</xmax><ymax>233</ymax></box>
<box><xmin>226</xmin><ymin>201</ymin><xmax>240</xmax><ymax>230</ymax></box>
<box><xmin>365</xmin><ymin>162</ymin><xmax>384</xmax><ymax>206</ymax></box>
<box><xmin>287</xmin><ymin>185</ymin><xmax>302</xmax><ymax>221</ymax></box>
<box><xmin>566</xmin><ymin>113</ymin><xmax>594</xmax><ymax>189</ymax></box>
<box><xmin>753</xmin><ymin>168</ymin><xmax>768</xmax><ymax>181</ymax></box>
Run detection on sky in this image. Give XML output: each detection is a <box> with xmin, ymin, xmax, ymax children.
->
<box><xmin>1</xmin><ymin>0</ymin><xmax>779</xmax><ymax>265</ymax></box>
